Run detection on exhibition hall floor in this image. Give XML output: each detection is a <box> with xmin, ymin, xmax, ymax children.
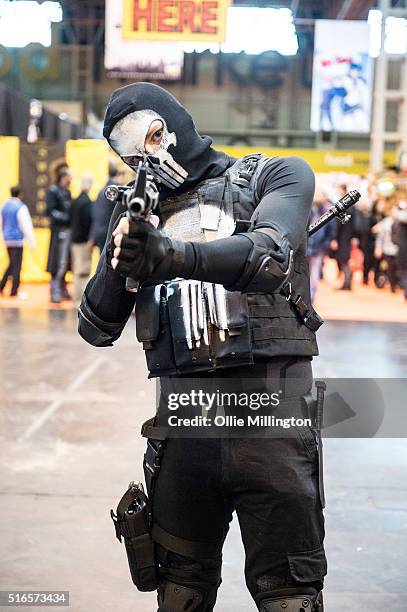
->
<box><xmin>0</xmin><ymin>306</ymin><xmax>406</xmax><ymax>611</ymax></box>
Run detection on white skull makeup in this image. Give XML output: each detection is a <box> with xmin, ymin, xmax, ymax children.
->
<box><xmin>109</xmin><ymin>109</ymin><xmax>188</xmax><ymax>190</ymax></box>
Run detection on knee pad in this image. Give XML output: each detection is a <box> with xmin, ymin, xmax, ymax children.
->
<box><xmin>257</xmin><ymin>588</ymin><xmax>323</xmax><ymax>612</ymax></box>
<box><xmin>156</xmin><ymin>546</ymin><xmax>221</xmax><ymax>611</ymax></box>
<box><xmin>157</xmin><ymin>580</ymin><xmax>204</xmax><ymax>611</ymax></box>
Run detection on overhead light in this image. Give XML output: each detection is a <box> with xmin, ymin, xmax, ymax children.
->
<box><xmin>368</xmin><ymin>9</ymin><xmax>407</xmax><ymax>56</ymax></box>
<box><xmin>183</xmin><ymin>7</ymin><xmax>298</xmax><ymax>56</ymax></box>
<box><xmin>0</xmin><ymin>1</ymin><xmax>63</xmax><ymax>48</ymax></box>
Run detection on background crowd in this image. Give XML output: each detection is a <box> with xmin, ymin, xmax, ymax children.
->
<box><xmin>44</xmin><ymin>162</ymin><xmax>126</xmax><ymax>305</ymax></box>
<box><xmin>0</xmin><ymin>162</ymin><xmax>126</xmax><ymax>306</ymax></box>
<box><xmin>307</xmin><ymin>169</ymin><xmax>407</xmax><ymax>303</ymax></box>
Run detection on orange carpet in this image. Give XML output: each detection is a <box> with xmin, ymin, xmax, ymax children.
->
<box><xmin>1</xmin><ymin>262</ymin><xmax>406</xmax><ymax>323</ymax></box>
<box><xmin>313</xmin><ymin>260</ymin><xmax>407</xmax><ymax>323</ymax></box>
<box><xmin>0</xmin><ymin>284</ymin><xmax>76</xmax><ymax>310</ymax></box>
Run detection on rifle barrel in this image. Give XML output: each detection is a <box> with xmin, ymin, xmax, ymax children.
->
<box><xmin>308</xmin><ymin>190</ymin><xmax>361</xmax><ymax>236</ymax></box>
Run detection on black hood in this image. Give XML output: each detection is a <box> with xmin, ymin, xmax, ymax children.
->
<box><xmin>103</xmin><ymin>82</ymin><xmax>231</xmax><ymax>197</ymax></box>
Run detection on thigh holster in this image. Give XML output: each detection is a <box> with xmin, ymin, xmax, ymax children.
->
<box><xmin>110</xmin><ymin>482</ymin><xmax>158</xmax><ymax>592</ymax></box>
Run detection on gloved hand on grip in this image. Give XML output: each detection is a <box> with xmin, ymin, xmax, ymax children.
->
<box><xmin>110</xmin><ymin>216</ymin><xmax>186</xmax><ymax>282</ymax></box>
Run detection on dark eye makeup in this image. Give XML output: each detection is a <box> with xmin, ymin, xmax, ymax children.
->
<box><xmin>151</xmin><ymin>129</ymin><xmax>163</xmax><ymax>143</ymax></box>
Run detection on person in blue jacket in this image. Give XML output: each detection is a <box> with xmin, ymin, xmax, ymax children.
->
<box><xmin>0</xmin><ymin>186</ymin><xmax>35</xmax><ymax>297</ymax></box>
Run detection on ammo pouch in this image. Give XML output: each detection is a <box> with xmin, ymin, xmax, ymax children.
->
<box><xmin>111</xmin><ymin>482</ymin><xmax>158</xmax><ymax>592</ymax></box>
<box><xmin>135</xmin><ymin>281</ymin><xmax>254</xmax><ymax>377</ymax></box>
<box><xmin>135</xmin><ymin>284</ymin><xmax>176</xmax><ymax>376</ymax></box>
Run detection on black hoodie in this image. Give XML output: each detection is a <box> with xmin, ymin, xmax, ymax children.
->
<box><xmin>103</xmin><ymin>82</ymin><xmax>232</xmax><ymax>198</ymax></box>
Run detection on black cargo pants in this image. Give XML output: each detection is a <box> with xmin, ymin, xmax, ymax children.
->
<box><xmin>144</xmin><ymin>359</ymin><xmax>327</xmax><ymax>611</ymax></box>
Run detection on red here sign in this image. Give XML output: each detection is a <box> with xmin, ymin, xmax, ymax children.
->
<box><xmin>122</xmin><ymin>0</ymin><xmax>231</xmax><ymax>42</ymax></box>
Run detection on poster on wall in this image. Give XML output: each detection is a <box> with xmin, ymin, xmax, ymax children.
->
<box><xmin>105</xmin><ymin>0</ymin><xmax>184</xmax><ymax>80</ymax></box>
<box><xmin>310</xmin><ymin>20</ymin><xmax>373</xmax><ymax>133</ymax></box>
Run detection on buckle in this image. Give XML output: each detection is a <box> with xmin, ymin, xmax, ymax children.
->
<box><xmin>293</xmin><ymin>294</ymin><xmax>304</xmax><ymax>307</ymax></box>
<box><xmin>283</xmin><ymin>249</ymin><xmax>294</xmax><ymax>277</ymax></box>
<box><xmin>144</xmin><ymin>461</ymin><xmax>154</xmax><ymax>475</ymax></box>
<box><xmin>110</xmin><ymin>509</ymin><xmax>122</xmax><ymax>542</ymax></box>
<box><xmin>303</xmin><ymin>308</ymin><xmax>324</xmax><ymax>332</ymax></box>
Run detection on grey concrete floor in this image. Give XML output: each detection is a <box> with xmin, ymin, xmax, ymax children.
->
<box><xmin>0</xmin><ymin>309</ymin><xmax>406</xmax><ymax>611</ymax></box>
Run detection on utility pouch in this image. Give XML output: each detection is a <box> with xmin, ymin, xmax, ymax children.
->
<box><xmin>136</xmin><ymin>282</ymin><xmax>254</xmax><ymax>376</ymax></box>
<box><xmin>135</xmin><ymin>284</ymin><xmax>177</xmax><ymax>377</ymax></box>
<box><xmin>111</xmin><ymin>482</ymin><xmax>158</xmax><ymax>592</ymax></box>
<box><xmin>167</xmin><ymin>280</ymin><xmax>212</xmax><ymax>373</ymax></box>
<box><xmin>209</xmin><ymin>290</ymin><xmax>253</xmax><ymax>369</ymax></box>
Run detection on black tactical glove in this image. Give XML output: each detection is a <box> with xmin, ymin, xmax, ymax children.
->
<box><xmin>111</xmin><ymin>218</ymin><xmax>186</xmax><ymax>282</ymax></box>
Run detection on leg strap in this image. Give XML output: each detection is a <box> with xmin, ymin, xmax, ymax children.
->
<box><xmin>153</xmin><ymin>523</ymin><xmax>224</xmax><ymax>559</ymax></box>
<box><xmin>258</xmin><ymin>588</ymin><xmax>323</xmax><ymax>612</ymax></box>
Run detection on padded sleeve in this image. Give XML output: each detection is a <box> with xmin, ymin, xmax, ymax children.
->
<box><xmin>78</xmin><ymin>199</ymin><xmax>136</xmax><ymax>346</ymax></box>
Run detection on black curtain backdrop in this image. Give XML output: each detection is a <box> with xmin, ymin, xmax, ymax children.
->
<box><xmin>0</xmin><ymin>84</ymin><xmax>81</xmax><ymax>141</ymax></box>
<box><xmin>0</xmin><ymin>84</ymin><xmax>30</xmax><ymax>139</ymax></box>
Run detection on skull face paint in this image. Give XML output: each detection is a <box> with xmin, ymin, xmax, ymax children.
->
<box><xmin>109</xmin><ymin>109</ymin><xmax>188</xmax><ymax>190</ymax></box>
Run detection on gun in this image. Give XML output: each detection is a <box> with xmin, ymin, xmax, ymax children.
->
<box><xmin>105</xmin><ymin>165</ymin><xmax>159</xmax><ymax>292</ymax></box>
<box><xmin>308</xmin><ymin>189</ymin><xmax>361</xmax><ymax>236</ymax></box>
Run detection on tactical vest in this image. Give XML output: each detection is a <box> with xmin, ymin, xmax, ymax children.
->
<box><xmin>135</xmin><ymin>155</ymin><xmax>320</xmax><ymax>378</ymax></box>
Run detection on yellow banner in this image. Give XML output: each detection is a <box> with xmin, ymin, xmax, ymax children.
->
<box><xmin>221</xmin><ymin>146</ymin><xmax>397</xmax><ymax>175</ymax></box>
<box><xmin>0</xmin><ymin>136</ymin><xmax>19</xmax><ymax>205</ymax></box>
<box><xmin>66</xmin><ymin>139</ymin><xmax>110</xmax><ymax>200</ymax></box>
<box><xmin>123</xmin><ymin>0</ymin><xmax>231</xmax><ymax>42</ymax></box>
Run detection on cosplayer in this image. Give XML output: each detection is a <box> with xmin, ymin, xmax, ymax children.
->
<box><xmin>79</xmin><ymin>83</ymin><xmax>326</xmax><ymax>612</ymax></box>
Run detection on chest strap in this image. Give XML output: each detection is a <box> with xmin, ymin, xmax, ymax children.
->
<box><xmin>200</xmin><ymin>177</ymin><xmax>226</xmax><ymax>231</ymax></box>
<box><xmin>280</xmin><ymin>283</ymin><xmax>324</xmax><ymax>332</ymax></box>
